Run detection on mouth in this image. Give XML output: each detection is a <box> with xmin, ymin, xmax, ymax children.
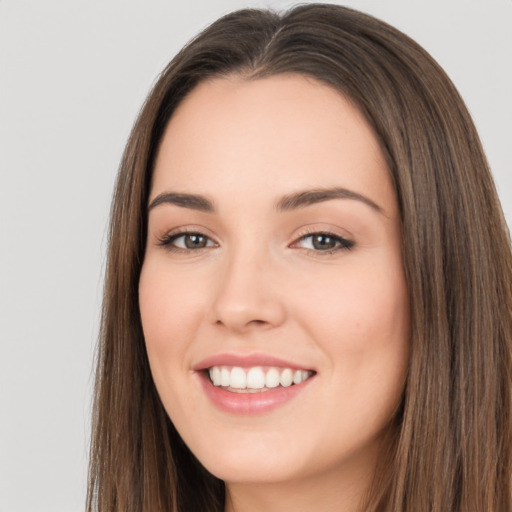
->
<box><xmin>206</xmin><ymin>365</ymin><xmax>315</xmax><ymax>393</ymax></box>
<box><xmin>194</xmin><ymin>354</ymin><xmax>316</xmax><ymax>414</ymax></box>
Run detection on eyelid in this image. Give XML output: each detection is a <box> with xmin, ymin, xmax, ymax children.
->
<box><xmin>155</xmin><ymin>226</ymin><xmax>219</xmax><ymax>252</ymax></box>
<box><xmin>153</xmin><ymin>224</ymin><xmax>354</xmax><ymax>255</ymax></box>
<box><xmin>290</xmin><ymin>227</ymin><xmax>355</xmax><ymax>254</ymax></box>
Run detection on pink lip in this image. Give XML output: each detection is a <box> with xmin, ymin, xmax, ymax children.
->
<box><xmin>193</xmin><ymin>352</ymin><xmax>316</xmax><ymax>415</ymax></box>
<box><xmin>197</xmin><ymin>371</ymin><xmax>314</xmax><ymax>415</ymax></box>
<box><xmin>193</xmin><ymin>353</ymin><xmax>314</xmax><ymax>371</ymax></box>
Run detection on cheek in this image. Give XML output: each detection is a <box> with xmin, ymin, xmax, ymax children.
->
<box><xmin>138</xmin><ymin>260</ymin><xmax>209</xmax><ymax>377</ymax></box>
<box><xmin>292</xmin><ymin>256</ymin><xmax>410</xmax><ymax>403</ymax></box>
<box><xmin>295</xmin><ymin>258</ymin><xmax>409</xmax><ymax>345</ymax></box>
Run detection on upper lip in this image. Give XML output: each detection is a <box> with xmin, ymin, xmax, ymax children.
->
<box><xmin>193</xmin><ymin>353</ymin><xmax>315</xmax><ymax>371</ymax></box>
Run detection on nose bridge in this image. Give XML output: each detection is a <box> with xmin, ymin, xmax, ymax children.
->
<box><xmin>210</xmin><ymin>238</ymin><xmax>285</xmax><ymax>332</ymax></box>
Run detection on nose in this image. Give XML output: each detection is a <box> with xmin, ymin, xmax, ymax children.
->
<box><xmin>209</xmin><ymin>247</ymin><xmax>286</xmax><ymax>334</ymax></box>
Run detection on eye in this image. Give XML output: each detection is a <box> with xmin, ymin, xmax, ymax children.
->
<box><xmin>293</xmin><ymin>232</ymin><xmax>354</xmax><ymax>253</ymax></box>
<box><xmin>158</xmin><ymin>231</ymin><xmax>216</xmax><ymax>251</ymax></box>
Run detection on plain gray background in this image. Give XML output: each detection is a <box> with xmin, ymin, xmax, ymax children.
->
<box><xmin>1</xmin><ymin>1</ymin><xmax>510</xmax><ymax>511</ymax></box>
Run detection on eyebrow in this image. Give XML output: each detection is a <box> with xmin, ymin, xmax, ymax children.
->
<box><xmin>148</xmin><ymin>187</ymin><xmax>383</xmax><ymax>214</ymax></box>
<box><xmin>276</xmin><ymin>187</ymin><xmax>383</xmax><ymax>214</ymax></box>
<box><xmin>148</xmin><ymin>192</ymin><xmax>215</xmax><ymax>212</ymax></box>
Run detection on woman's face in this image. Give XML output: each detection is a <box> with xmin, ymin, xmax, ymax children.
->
<box><xmin>139</xmin><ymin>74</ymin><xmax>410</xmax><ymax>489</ymax></box>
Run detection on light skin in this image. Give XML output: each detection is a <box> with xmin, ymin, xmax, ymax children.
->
<box><xmin>139</xmin><ymin>74</ymin><xmax>410</xmax><ymax>512</ymax></box>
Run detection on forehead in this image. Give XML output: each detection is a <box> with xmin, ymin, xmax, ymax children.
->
<box><xmin>151</xmin><ymin>74</ymin><xmax>395</xmax><ymax>216</ymax></box>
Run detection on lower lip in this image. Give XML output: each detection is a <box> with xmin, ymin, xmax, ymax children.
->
<box><xmin>198</xmin><ymin>372</ymin><xmax>314</xmax><ymax>415</ymax></box>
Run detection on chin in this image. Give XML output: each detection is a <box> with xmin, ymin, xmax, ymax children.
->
<box><xmin>201</xmin><ymin>449</ymin><xmax>308</xmax><ymax>484</ymax></box>
<box><xmin>176</xmin><ymin>424</ymin><xmax>312</xmax><ymax>484</ymax></box>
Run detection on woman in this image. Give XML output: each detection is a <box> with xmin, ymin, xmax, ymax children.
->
<box><xmin>87</xmin><ymin>4</ymin><xmax>512</xmax><ymax>511</ymax></box>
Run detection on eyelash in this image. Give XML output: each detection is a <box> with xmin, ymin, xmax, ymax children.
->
<box><xmin>157</xmin><ymin>230</ymin><xmax>217</xmax><ymax>253</ymax></box>
<box><xmin>157</xmin><ymin>229</ymin><xmax>355</xmax><ymax>255</ymax></box>
<box><xmin>292</xmin><ymin>230</ymin><xmax>355</xmax><ymax>255</ymax></box>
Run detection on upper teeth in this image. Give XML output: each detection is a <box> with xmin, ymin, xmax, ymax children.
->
<box><xmin>208</xmin><ymin>366</ymin><xmax>313</xmax><ymax>390</ymax></box>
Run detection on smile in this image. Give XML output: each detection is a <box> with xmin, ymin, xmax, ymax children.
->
<box><xmin>194</xmin><ymin>355</ymin><xmax>316</xmax><ymax>414</ymax></box>
<box><xmin>208</xmin><ymin>365</ymin><xmax>314</xmax><ymax>392</ymax></box>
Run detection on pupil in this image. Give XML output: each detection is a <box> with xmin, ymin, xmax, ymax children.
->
<box><xmin>185</xmin><ymin>234</ymin><xmax>206</xmax><ymax>249</ymax></box>
<box><xmin>312</xmin><ymin>234</ymin><xmax>336</xmax><ymax>250</ymax></box>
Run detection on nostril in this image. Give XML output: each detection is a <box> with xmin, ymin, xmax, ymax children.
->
<box><xmin>215</xmin><ymin>317</ymin><xmax>270</xmax><ymax>329</ymax></box>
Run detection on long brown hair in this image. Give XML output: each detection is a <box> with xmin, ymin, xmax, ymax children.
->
<box><xmin>87</xmin><ymin>4</ymin><xmax>512</xmax><ymax>511</ymax></box>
